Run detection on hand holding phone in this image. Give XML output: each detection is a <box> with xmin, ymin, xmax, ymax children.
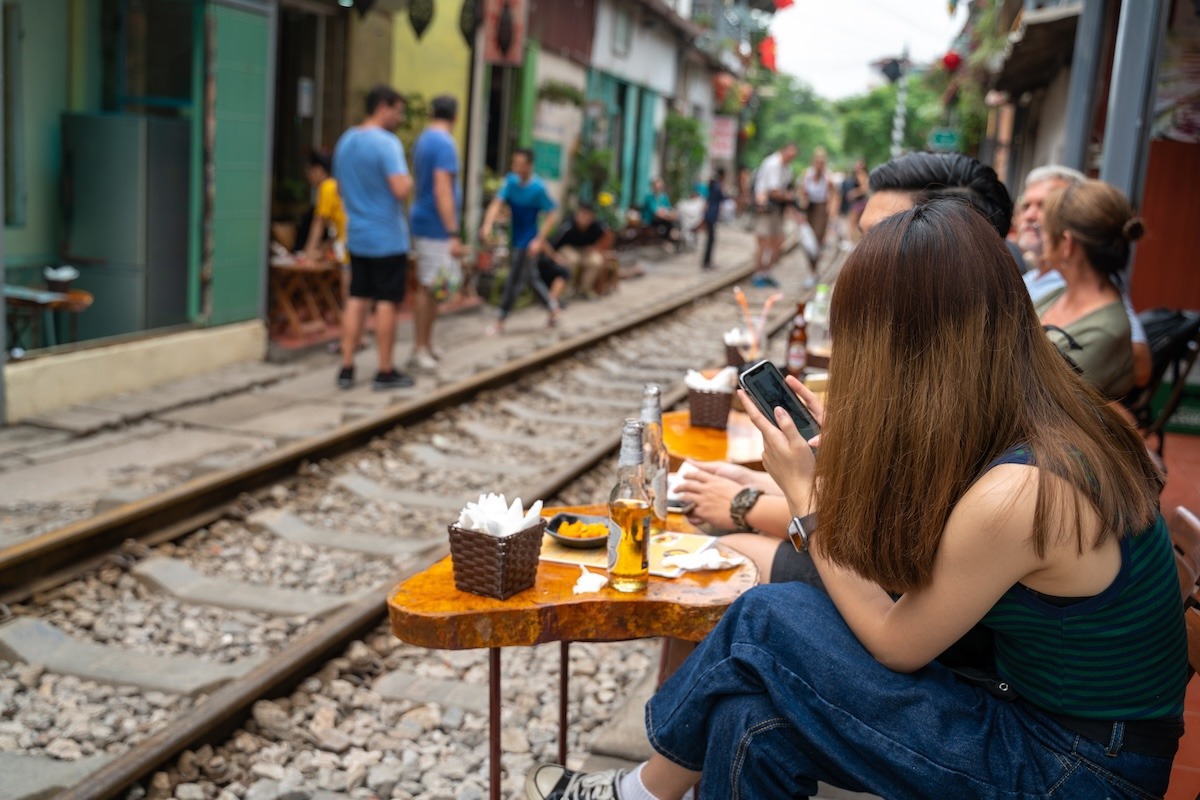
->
<box><xmin>738</xmin><ymin>360</ymin><xmax>821</xmax><ymax>442</ymax></box>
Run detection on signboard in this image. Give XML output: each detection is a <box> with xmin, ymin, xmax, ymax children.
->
<box><xmin>929</xmin><ymin>127</ymin><xmax>961</xmax><ymax>152</ymax></box>
<box><xmin>710</xmin><ymin>115</ymin><xmax>737</xmax><ymax>160</ymax></box>
<box><xmin>532</xmin><ymin>139</ymin><xmax>562</xmax><ymax>180</ymax></box>
<box><xmin>483</xmin><ymin>0</ymin><xmax>529</xmax><ymax>67</ymax></box>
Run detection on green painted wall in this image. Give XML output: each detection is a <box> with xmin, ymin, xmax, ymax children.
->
<box><xmin>391</xmin><ymin>3</ymin><xmax>470</xmax><ymax>155</ymax></box>
<box><xmin>5</xmin><ymin>0</ymin><xmax>71</xmax><ymax>278</ymax></box>
<box><xmin>208</xmin><ymin>3</ymin><xmax>269</xmax><ymax>326</ymax></box>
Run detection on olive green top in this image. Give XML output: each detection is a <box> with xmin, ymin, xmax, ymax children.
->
<box><xmin>1036</xmin><ymin>289</ymin><xmax>1133</xmax><ymax>399</ymax></box>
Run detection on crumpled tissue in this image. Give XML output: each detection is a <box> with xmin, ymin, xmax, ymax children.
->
<box><xmin>684</xmin><ymin>366</ymin><xmax>738</xmax><ymax>393</ymax></box>
<box><xmin>723</xmin><ymin>327</ymin><xmax>754</xmax><ymax>348</ymax></box>
<box><xmin>661</xmin><ymin>550</ymin><xmax>746</xmax><ymax>572</ymax></box>
<box><xmin>456</xmin><ymin>493</ymin><xmax>544</xmax><ymax>537</ymax></box>
<box><xmin>572</xmin><ymin>565</ymin><xmax>608</xmax><ymax>594</ymax></box>
<box><xmin>667</xmin><ymin>462</ymin><xmax>701</xmax><ymax>502</ymax></box>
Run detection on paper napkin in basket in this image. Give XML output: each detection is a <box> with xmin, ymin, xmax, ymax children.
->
<box><xmin>661</xmin><ymin>550</ymin><xmax>746</xmax><ymax>572</ymax></box>
<box><xmin>685</xmin><ymin>366</ymin><xmax>738</xmax><ymax>393</ymax></box>
<box><xmin>456</xmin><ymin>493</ymin><xmax>544</xmax><ymax>536</ymax></box>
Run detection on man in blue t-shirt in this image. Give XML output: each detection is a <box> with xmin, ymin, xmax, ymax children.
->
<box><xmin>332</xmin><ymin>84</ymin><xmax>414</xmax><ymax>391</ymax></box>
<box><xmin>409</xmin><ymin>95</ymin><xmax>462</xmax><ymax>372</ymax></box>
<box><xmin>479</xmin><ymin>148</ymin><xmax>560</xmax><ymax>335</ymax></box>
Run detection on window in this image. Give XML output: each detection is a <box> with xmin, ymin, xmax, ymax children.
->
<box><xmin>102</xmin><ymin>0</ymin><xmax>195</xmax><ymax>114</ymax></box>
<box><xmin>612</xmin><ymin>6</ymin><xmax>632</xmax><ymax>57</ymax></box>
<box><xmin>3</xmin><ymin>2</ymin><xmax>25</xmax><ymax>227</ymax></box>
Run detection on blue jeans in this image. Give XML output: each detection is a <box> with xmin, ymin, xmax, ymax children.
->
<box><xmin>646</xmin><ymin>584</ymin><xmax>1173</xmax><ymax>799</ymax></box>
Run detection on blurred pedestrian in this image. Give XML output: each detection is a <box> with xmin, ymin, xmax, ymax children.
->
<box><xmin>333</xmin><ymin>85</ymin><xmax>415</xmax><ymax>391</ymax></box>
<box><xmin>300</xmin><ymin>149</ymin><xmax>351</xmax><ymax>324</ymax></box>
<box><xmin>752</xmin><ymin>143</ymin><xmax>796</xmax><ymax>287</ymax></box>
<box><xmin>480</xmin><ymin>148</ymin><xmax>561</xmax><ymax>334</ymax></box>
<box><xmin>701</xmin><ymin>167</ymin><xmax>726</xmax><ymax>270</ymax></box>
<box><xmin>801</xmin><ymin>146</ymin><xmax>837</xmax><ymax>263</ymax></box>
<box><xmin>642</xmin><ymin>178</ymin><xmax>681</xmax><ymax>248</ymax></box>
<box><xmin>543</xmin><ymin>202</ymin><xmax>609</xmax><ymax>299</ymax></box>
<box><xmin>409</xmin><ymin>94</ymin><xmax>463</xmax><ymax>372</ymax></box>
<box><xmin>837</xmin><ymin>158</ymin><xmax>869</xmax><ymax>247</ymax></box>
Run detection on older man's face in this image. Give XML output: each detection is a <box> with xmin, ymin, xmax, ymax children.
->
<box><xmin>1015</xmin><ymin>178</ymin><xmax>1069</xmax><ymax>259</ymax></box>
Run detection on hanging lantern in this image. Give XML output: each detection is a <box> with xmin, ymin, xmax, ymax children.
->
<box><xmin>409</xmin><ymin>0</ymin><xmax>434</xmax><ymax>39</ymax></box>
<box><xmin>352</xmin><ymin>0</ymin><xmax>377</xmax><ymax>16</ymax></box>
<box><xmin>758</xmin><ymin>36</ymin><xmax>777</xmax><ymax>72</ymax></box>
<box><xmin>713</xmin><ymin>72</ymin><xmax>735</xmax><ymax>103</ymax></box>
<box><xmin>496</xmin><ymin>0</ymin><xmax>515</xmax><ymax>57</ymax></box>
<box><xmin>459</xmin><ymin>0</ymin><xmax>480</xmax><ymax>45</ymax></box>
<box><xmin>773</xmin><ymin>0</ymin><xmax>794</xmax><ymax>8</ymax></box>
<box><xmin>942</xmin><ymin>51</ymin><xmax>963</xmax><ymax>72</ymax></box>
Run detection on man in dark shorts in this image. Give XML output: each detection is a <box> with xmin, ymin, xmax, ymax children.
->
<box><xmin>332</xmin><ymin>85</ymin><xmax>415</xmax><ymax>391</ymax></box>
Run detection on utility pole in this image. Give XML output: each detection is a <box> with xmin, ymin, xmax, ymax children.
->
<box><xmin>878</xmin><ymin>47</ymin><xmax>909</xmax><ymax>159</ymax></box>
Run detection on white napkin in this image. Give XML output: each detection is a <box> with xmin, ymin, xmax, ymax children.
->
<box><xmin>43</xmin><ymin>265</ymin><xmax>79</xmax><ymax>282</ymax></box>
<box><xmin>661</xmin><ymin>550</ymin><xmax>746</xmax><ymax>572</ymax></box>
<box><xmin>456</xmin><ymin>493</ymin><xmax>544</xmax><ymax>537</ymax></box>
<box><xmin>572</xmin><ymin>565</ymin><xmax>608</xmax><ymax>594</ymax></box>
<box><xmin>723</xmin><ymin>327</ymin><xmax>753</xmax><ymax>347</ymax></box>
<box><xmin>684</xmin><ymin>366</ymin><xmax>738</xmax><ymax>393</ymax></box>
<box><xmin>667</xmin><ymin>462</ymin><xmax>701</xmax><ymax>502</ymax></box>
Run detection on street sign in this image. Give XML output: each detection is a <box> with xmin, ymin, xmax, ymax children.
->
<box><xmin>709</xmin><ymin>116</ymin><xmax>737</xmax><ymax>160</ymax></box>
<box><xmin>929</xmin><ymin>127</ymin><xmax>961</xmax><ymax>152</ymax></box>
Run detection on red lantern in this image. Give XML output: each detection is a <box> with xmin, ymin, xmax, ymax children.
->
<box><xmin>759</xmin><ymin>37</ymin><xmax>777</xmax><ymax>73</ymax></box>
<box><xmin>713</xmin><ymin>72</ymin><xmax>735</xmax><ymax>103</ymax></box>
<box><xmin>774</xmin><ymin>0</ymin><xmax>794</xmax><ymax>9</ymax></box>
<box><xmin>942</xmin><ymin>51</ymin><xmax>963</xmax><ymax>72</ymax></box>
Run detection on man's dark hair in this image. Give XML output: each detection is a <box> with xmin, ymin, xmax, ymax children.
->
<box><xmin>431</xmin><ymin>95</ymin><xmax>458</xmax><ymax>121</ymax></box>
<box><xmin>513</xmin><ymin>147</ymin><xmax>534</xmax><ymax>164</ymax></box>
<box><xmin>365</xmin><ymin>85</ymin><xmax>404</xmax><ymax>115</ymax></box>
<box><xmin>575</xmin><ymin>201</ymin><xmax>595</xmax><ymax>213</ymax></box>
<box><xmin>714</xmin><ymin>167</ymin><xmax>727</xmax><ymax>180</ymax></box>
<box><xmin>308</xmin><ymin>149</ymin><xmax>332</xmax><ymax>174</ymax></box>
<box><xmin>868</xmin><ymin>152</ymin><xmax>1013</xmax><ymax>239</ymax></box>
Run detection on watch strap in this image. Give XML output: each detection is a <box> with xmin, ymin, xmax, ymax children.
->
<box><xmin>730</xmin><ymin>487</ymin><xmax>764</xmax><ymax>532</ymax></box>
<box><xmin>788</xmin><ymin>512</ymin><xmax>818</xmax><ymax>552</ymax></box>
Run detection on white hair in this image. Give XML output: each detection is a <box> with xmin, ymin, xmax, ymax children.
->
<box><xmin>1024</xmin><ymin>165</ymin><xmax>1086</xmax><ymax>190</ymax></box>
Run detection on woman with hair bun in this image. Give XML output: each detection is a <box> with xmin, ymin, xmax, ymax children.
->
<box><xmin>1037</xmin><ymin>179</ymin><xmax>1145</xmax><ymax>399</ymax></box>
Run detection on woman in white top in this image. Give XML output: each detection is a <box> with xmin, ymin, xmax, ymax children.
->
<box><xmin>801</xmin><ymin>147</ymin><xmax>838</xmax><ymax>260</ymax></box>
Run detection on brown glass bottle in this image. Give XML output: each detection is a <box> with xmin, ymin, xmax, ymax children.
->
<box><xmin>785</xmin><ymin>301</ymin><xmax>808</xmax><ymax>379</ymax></box>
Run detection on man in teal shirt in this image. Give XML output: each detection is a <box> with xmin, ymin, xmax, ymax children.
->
<box><xmin>480</xmin><ymin>148</ymin><xmax>560</xmax><ymax>335</ymax></box>
<box><xmin>642</xmin><ymin>177</ymin><xmax>680</xmax><ymax>246</ymax></box>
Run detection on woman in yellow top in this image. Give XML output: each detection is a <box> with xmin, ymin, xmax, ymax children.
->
<box><xmin>1036</xmin><ymin>179</ymin><xmax>1143</xmax><ymax>400</ymax></box>
<box><xmin>303</xmin><ymin>149</ymin><xmax>349</xmax><ymax>270</ymax></box>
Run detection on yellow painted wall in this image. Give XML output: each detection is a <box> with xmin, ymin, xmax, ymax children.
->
<box><xmin>345</xmin><ymin>11</ymin><xmax>396</xmax><ymax>126</ymax></box>
<box><xmin>391</xmin><ymin>3</ymin><xmax>471</xmax><ymax>154</ymax></box>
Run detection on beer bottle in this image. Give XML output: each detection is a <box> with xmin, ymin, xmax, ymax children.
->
<box><xmin>785</xmin><ymin>301</ymin><xmax>808</xmax><ymax>378</ymax></box>
<box><xmin>640</xmin><ymin>384</ymin><xmax>670</xmax><ymax>534</ymax></box>
<box><xmin>609</xmin><ymin>419</ymin><xmax>651</xmax><ymax>592</ymax></box>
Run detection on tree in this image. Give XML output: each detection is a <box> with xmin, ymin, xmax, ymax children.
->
<box><xmin>835</xmin><ymin>76</ymin><xmax>942</xmax><ymax>169</ymax></box>
<box><xmin>663</xmin><ymin>113</ymin><xmax>707</xmax><ymax>202</ymax></box>
<box><xmin>744</xmin><ymin>74</ymin><xmax>840</xmax><ymax>169</ymax></box>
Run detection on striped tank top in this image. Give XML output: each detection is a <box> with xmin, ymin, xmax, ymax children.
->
<box><xmin>979</xmin><ymin>447</ymin><xmax>1188</xmax><ymax>720</ymax></box>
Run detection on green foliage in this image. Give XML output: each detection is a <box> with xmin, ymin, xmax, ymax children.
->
<box><xmin>744</xmin><ymin>74</ymin><xmax>840</xmax><ymax>169</ymax></box>
<box><xmin>396</xmin><ymin>92</ymin><xmax>431</xmax><ymax>163</ymax></box>
<box><xmin>663</xmin><ymin>113</ymin><xmax>707</xmax><ymax>202</ymax></box>
<box><xmin>537</xmin><ymin>80</ymin><xmax>585</xmax><ymax>107</ymax></box>
<box><xmin>569</xmin><ymin>145</ymin><xmax>624</xmax><ymax>230</ymax></box>
<box><xmin>835</xmin><ymin>75</ymin><xmax>943</xmax><ymax>168</ymax></box>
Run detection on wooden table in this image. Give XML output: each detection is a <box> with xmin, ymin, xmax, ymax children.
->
<box><xmin>268</xmin><ymin>259</ymin><xmax>342</xmax><ymax>340</ymax></box>
<box><xmin>388</xmin><ymin>504</ymin><xmax>757</xmax><ymax>799</ymax></box>
<box><xmin>661</xmin><ymin>408</ymin><xmax>765</xmax><ymax>471</ymax></box>
<box><xmin>3</xmin><ymin>284</ymin><xmax>89</xmax><ymax>350</ymax></box>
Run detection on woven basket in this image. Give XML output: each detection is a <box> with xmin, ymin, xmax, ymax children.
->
<box><xmin>689</xmin><ymin>389</ymin><xmax>733</xmax><ymax>429</ymax></box>
<box><xmin>725</xmin><ymin>344</ymin><xmax>746</xmax><ymax>368</ymax></box>
<box><xmin>448</xmin><ymin>519</ymin><xmax>547</xmax><ymax>599</ymax></box>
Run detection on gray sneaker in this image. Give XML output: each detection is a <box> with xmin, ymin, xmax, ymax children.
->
<box><xmin>525</xmin><ymin>765</ymin><xmax>624</xmax><ymax>800</ymax></box>
<box><xmin>372</xmin><ymin>370</ymin><xmax>415</xmax><ymax>391</ymax></box>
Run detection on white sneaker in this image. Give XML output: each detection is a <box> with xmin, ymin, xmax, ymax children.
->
<box><xmin>525</xmin><ymin>764</ymin><xmax>625</xmax><ymax>799</ymax></box>
<box><xmin>411</xmin><ymin>350</ymin><xmax>439</xmax><ymax>371</ymax></box>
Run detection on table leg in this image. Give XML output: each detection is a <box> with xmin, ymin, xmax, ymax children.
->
<box><xmin>489</xmin><ymin>647</ymin><xmax>501</xmax><ymax>800</ymax></box>
<box><xmin>559</xmin><ymin>641</ymin><xmax>570</xmax><ymax>764</ymax></box>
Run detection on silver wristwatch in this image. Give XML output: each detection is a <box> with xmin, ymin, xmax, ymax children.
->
<box><xmin>729</xmin><ymin>487</ymin><xmax>764</xmax><ymax>532</ymax></box>
<box><xmin>787</xmin><ymin>513</ymin><xmax>818</xmax><ymax>552</ymax></box>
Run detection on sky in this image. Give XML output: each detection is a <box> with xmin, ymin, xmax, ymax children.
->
<box><xmin>771</xmin><ymin>0</ymin><xmax>971</xmax><ymax>100</ymax></box>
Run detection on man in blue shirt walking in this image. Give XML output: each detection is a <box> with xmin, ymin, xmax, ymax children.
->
<box><xmin>332</xmin><ymin>85</ymin><xmax>414</xmax><ymax>391</ymax></box>
<box><xmin>480</xmin><ymin>149</ymin><xmax>560</xmax><ymax>335</ymax></box>
<box><xmin>409</xmin><ymin>95</ymin><xmax>463</xmax><ymax>371</ymax></box>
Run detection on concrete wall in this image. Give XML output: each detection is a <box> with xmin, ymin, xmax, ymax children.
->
<box><xmin>391</xmin><ymin>2</ymin><xmax>471</xmax><ymax>154</ymax></box>
<box><xmin>532</xmin><ymin>51</ymin><xmax>586</xmax><ymax>200</ymax></box>
<box><xmin>591</xmin><ymin>0</ymin><xmax>678</xmax><ymax>98</ymax></box>
<box><xmin>4</xmin><ymin>321</ymin><xmax>267</xmax><ymax>423</ymax></box>
<box><xmin>5</xmin><ymin>0</ymin><xmax>71</xmax><ymax>276</ymax></box>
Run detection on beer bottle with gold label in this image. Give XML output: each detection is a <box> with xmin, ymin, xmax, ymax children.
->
<box><xmin>609</xmin><ymin>419</ymin><xmax>651</xmax><ymax>592</ymax></box>
<box><xmin>785</xmin><ymin>301</ymin><xmax>808</xmax><ymax>379</ymax></box>
<box><xmin>640</xmin><ymin>384</ymin><xmax>670</xmax><ymax>534</ymax></box>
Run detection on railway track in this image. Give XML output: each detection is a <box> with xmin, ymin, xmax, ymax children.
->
<box><xmin>0</xmin><ymin>243</ymin><xmax>833</xmax><ymax>800</ymax></box>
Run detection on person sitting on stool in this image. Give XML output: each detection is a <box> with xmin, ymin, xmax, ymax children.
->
<box><xmin>642</xmin><ymin>178</ymin><xmax>681</xmax><ymax>247</ymax></box>
<box><xmin>542</xmin><ymin>202</ymin><xmax>611</xmax><ymax>299</ymax></box>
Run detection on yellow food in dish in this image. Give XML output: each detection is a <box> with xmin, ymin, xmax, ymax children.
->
<box><xmin>557</xmin><ymin>520</ymin><xmax>609</xmax><ymax>539</ymax></box>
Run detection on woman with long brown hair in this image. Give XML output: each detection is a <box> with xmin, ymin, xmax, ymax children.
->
<box><xmin>524</xmin><ymin>198</ymin><xmax>1185</xmax><ymax>800</ymax></box>
<box><xmin>1037</xmin><ymin>179</ymin><xmax>1144</xmax><ymax>399</ymax></box>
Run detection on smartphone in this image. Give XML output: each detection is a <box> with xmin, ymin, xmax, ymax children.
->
<box><xmin>738</xmin><ymin>359</ymin><xmax>821</xmax><ymax>441</ymax></box>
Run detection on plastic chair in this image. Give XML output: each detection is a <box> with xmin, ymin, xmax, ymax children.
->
<box><xmin>1123</xmin><ymin>308</ymin><xmax>1200</xmax><ymax>459</ymax></box>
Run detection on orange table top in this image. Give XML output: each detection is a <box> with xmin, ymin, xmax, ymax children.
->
<box><xmin>661</xmin><ymin>409</ymin><xmax>764</xmax><ymax>471</ymax></box>
<box><xmin>388</xmin><ymin>504</ymin><xmax>758</xmax><ymax>650</ymax></box>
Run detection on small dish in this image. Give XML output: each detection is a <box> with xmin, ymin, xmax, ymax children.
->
<box><xmin>545</xmin><ymin>512</ymin><xmax>614</xmax><ymax>550</ymax></box>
